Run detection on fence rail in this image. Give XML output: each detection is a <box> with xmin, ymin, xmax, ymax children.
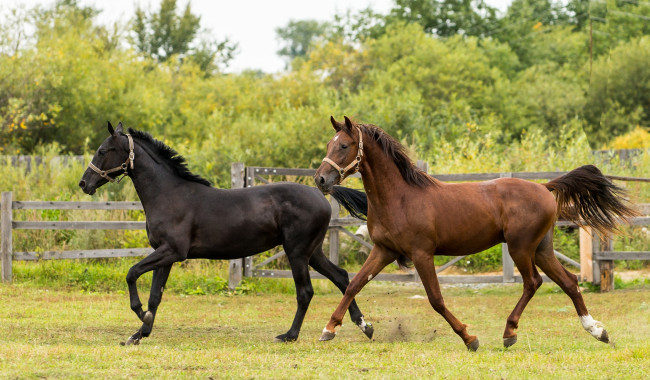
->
<box><xmin>2</xmin><ymin>164</ymin><xmax>649</xmax><ymax>293</ymax></box>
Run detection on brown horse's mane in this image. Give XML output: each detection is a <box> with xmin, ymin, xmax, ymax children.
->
<box><xmin>127</xmin><ymin>128</ymin><xmax>212</xmax><ymax>187</ymax></box>
<box><xmin>357</xmin><ymin>123</ymin><xmax>437</xmax><ymax>188</ymax></box>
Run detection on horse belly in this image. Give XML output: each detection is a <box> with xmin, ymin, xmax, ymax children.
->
<box><xmin>188</xmin><ymin>229</ymin><xmax>281</xmax><ymax>259</ymax></box>
<box><xmin>435</xmin><ymin>233</ymin><xmax>503</xmax><ymax>256</ymax></box>
<box><xmin>433</xmin><ymin>214</ymin><xmax>504</xmax><ymax>256</ymax></box>
<box><xmin>187</xmin><ymin>214</ymin><xmax>282</xmax><ymax>260</ymax></box>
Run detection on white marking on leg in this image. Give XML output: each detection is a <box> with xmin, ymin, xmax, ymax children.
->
<box><xmin>357</xmin><ymin>316</ymin><xmax>368</xmax><ymax>332</ymax></box>
<box><xmin>368</xmin><ymin>274</ymin><xmax>373</xmax><ymax>281</ymax></box>
<box><xmin>323</xmin><ymin>327</ymin><xmax>336</xmax><ymax>335</ymax></box>
<box><xmin>580</xmin><ymin>315</ymin><xmax>605</xmax><ymax>339</ymax></box>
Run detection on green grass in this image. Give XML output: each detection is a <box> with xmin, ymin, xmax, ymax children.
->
<box><xmin>0</xmin><ymin>281</ymin><xmax>648</xmax><ymax>379</ymax></box>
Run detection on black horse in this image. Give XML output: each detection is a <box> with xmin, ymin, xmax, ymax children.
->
<box><xmin>79</xmin><ymin>122</ymin><xmax>373</xmax><ymax>345</ymax></box>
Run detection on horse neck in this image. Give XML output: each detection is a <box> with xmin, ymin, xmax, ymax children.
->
<box><xmin>358</xmin><ymin>138</ymin><xmax>412</xmax><ymax>213</ymax></box>
<box><xmin>128</xmin><ymin>142</ymin><xmax>184</xmax><ymax>211</ymax></box>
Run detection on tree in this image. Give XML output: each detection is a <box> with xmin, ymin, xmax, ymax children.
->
<box><xmin>132</xmin><ymin>0</ymin><xmax>236</xmax><ymax>73</ymax></box>
<box><xmin>275</xmin><ymin>20</ymin><xmax>329</xmax><ymax>64</ymax></box>
<box><xmin>388</xmin><ymin>0</ymin><xmax>501</xmax><ymax>37</ymax></box>
<box><xmin>494</xmin><ymin>0</ymin><xmax>579</xmax><ymax>68</ymax></box>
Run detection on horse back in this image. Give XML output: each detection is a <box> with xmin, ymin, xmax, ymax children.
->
<box><xmin>185</xmin><ymin>182</ymin><xmax>331</xmax><ymax>259</ymax></box>
<box><xmin>409</xmin><ymin>178</ymin><xmax>556</xmax><ymax>256</ymax></box>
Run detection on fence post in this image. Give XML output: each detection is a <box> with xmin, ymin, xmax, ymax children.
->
<box><xmin>579</xmin><ymin>227</ymin><xmax>593</xmax><ymax>282</ymax></box>
<box><xmin>1</xmin><ymin>192</ymin><xmax>12</xmax><ymax>282</ymax></box>
<box><xmin>591</xmin><ymin>231</ymin><xmax>600</xmax><ymax>285</ymax></box>
<box><xmin>599</xmin><ymin>234</ymin><xmax>614</xmax><ymax>293</ymax></box>
<box><xmin>329</xmin><ymin>198</ymin><xmax>340</xmax><ymax>265</ymax></box>
<box><xmin>228</xmin><ymin>163</ymin><xmax>245</xmax><ymax>290</ymax></box>
<box><xmin>500</xmin><ymin>173</ymin><xmax>515</xmax><ymax>282</ymax></box>
<box><xmin>416</xmin><ymin>160</ymin><xmax>429</xmax><ymax>174</ymax></box>
<box><xmin>243</xmin><ymin>167</ymin><xmax>255</xmax><ymax>278</ymax></box>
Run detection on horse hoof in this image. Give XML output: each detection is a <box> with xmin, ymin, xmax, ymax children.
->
<box><xmin>363</xmin><ymin>323</ymin><xmax>374</xmax><ymax>340</ymax></box>
<box><xmin>503</xmin><ymin>336</ymin><xmax>517</xmax><ymax>348</ymax></box>
<box><xmin>598</xmin><ymin>329</ymin><xmax>609</xmax><ymax>344</ymax></box>
<box><xmin>273</xmin><ymin>334</ymin><xmax>297</xmax><ymax>343</ymax></box>
<box><xmin>123</xmin><ymin>337</ymin><xmax>140</xmax><ymax>346</ymax></box>
<box><xmin>319</xmin><ymin>329</ymin><xmax>336</xmax><ymax>341</ymax></box>
<box><xmin>142</xmin><ymin>311</ymin><xmax>154</xmax><ymax>326</ymax></box>
<box><xmin>466</xmin><ymin>338</ymin><xmax>480</xmax><ymax>352</ymax></box>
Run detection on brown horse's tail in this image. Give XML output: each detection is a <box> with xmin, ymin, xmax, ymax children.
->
<box><xmin>544</xmin><ymin>165</ymin><xmax>639</xmax><ymax>236</ymax></box>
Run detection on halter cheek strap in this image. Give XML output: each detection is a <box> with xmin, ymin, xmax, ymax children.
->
<box><xmin>322</xmin><ymin>127</ymin><xmax>363</xmax><ymax>178</ymax></box>
<box><xmin>88</xmin><ymin>133</ymin><xmax>135</xmax><ymax>183</ymax></box>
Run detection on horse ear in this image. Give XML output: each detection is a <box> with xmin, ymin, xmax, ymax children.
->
<box><xmin>115</xmin><ymin>122</ymin><xmax>124</xmax><ymax>135</ymax></box>
<box><xmin>108</xmin><ymin>121</ymin><xmax>115</xmax><ymax>136</ymax></box>
<box><xmin>330</xmin><ymin>116</ymin><xmax>342</xmax><ymax>132</ymax></box>
<box><xmin>343</xmin><ymin>116</ymin><xmax>354</xmax><ymax>132</ymax></box>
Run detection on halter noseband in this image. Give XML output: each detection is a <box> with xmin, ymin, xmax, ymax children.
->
<box><xmin>322</xmin><ymin>126</ymin><xmax>364</xmax><ymax>179</ymax></box>
<box><xmin>88</xmin><ymin>133</ymin><xmax>135</xmax><ymax>183</ymax></box>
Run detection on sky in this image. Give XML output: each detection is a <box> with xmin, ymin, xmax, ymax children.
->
<box><xmin>4</xmin><ymin>0</ymin><xmax>512</xmax><ymax>73</ymax></box>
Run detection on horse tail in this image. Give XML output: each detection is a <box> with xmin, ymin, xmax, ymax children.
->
<box><xmin>543</xmin><ymin>165</ymin><xmax>639</xmax><ymax>236</ymax></box>
<box><xmin>329</xmin><ymin>186</ymin><xmax>413</xmax><ymax>269</ymax></box>
<box><xmin>330</xmin><ymin>186</ymin><xmax>368</xmax><ymax>221</ymax></box>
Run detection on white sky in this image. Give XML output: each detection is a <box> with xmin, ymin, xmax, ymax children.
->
<box><xmin>3</xmin><ymin>0</ymin><xmax>512</xmax><ymax>73</ymax></box>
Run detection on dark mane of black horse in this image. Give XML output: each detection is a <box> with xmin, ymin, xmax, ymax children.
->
<box><xmin>127</xmin><ymin>128</ymin><xmax>212</xmax><ymax>187</ymax></box>
<box><xmin>356</xmin><ymin>123</ymin><xmax>436</xmax><ymax>188</ymax></box>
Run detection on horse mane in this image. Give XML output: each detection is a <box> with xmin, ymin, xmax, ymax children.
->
<box><xmin>127</xmin><ymin>128</ymin><xmax>212</xmax><ymax>187</ymax></box>
<box><xmin>357</xmin><ymin>123</ymin><xmax>436</xmax><ymax>188</ymax></box>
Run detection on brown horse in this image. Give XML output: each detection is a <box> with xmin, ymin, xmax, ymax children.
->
<box><xmin>314</xmin><ymin>116</ymin><xmax>638</xmax><ymax>351</ymax></box>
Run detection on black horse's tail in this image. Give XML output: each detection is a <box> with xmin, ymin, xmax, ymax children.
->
<box><xmin>330</xmin><ymin>186</ymin><xmax>368</xmax><ymax>220</ymax></box>
<box><xmin>330</xmin><ymin>186</ymin><xmax>412</xmax><ymax>268</ymax></box>
<box><xmin>544</xmin><ymin>165</ymin><xmax>639</xmax><ymax>236</ymax></box>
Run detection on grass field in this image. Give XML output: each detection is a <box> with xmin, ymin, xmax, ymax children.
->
<box><xmin>0</xmin><ymin>280</ymin><xmax>648</xmax><ymax>379</ymax></box>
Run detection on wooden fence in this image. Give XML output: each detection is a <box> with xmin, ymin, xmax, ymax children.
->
<box><xmin>1</xmin><ymin>165</ymin><xmax>648</xmax><ymax>292</ymax></box>
<box><xmin>0</xmin><ymin>192</ymin><xmax>152</xmax><ymax>282</ymax></box>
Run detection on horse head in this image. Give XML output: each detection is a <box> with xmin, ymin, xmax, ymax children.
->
<box><xmin>79</xmin><ymin>121</ymin><xmax>134</xmax><ymax>195</ymax></box>
<box><xmin>314</xmin><ymin>116</ymin><xmax>364</xmax><ymax>193</ymax></box>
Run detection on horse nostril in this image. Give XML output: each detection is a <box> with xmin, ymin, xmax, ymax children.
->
<box><xmin>79</xmin><ymin>180</ymin><xmax>86</xmax><ymax>189</ymax></box>
<box><xmin>319</xmin><ymin>176</ymin><xmax>326</xmax><ymax>185</ymax></box>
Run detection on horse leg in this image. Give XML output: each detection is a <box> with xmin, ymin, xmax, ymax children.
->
<box><xmin>534</xmin><ymin>231</ymin><xmax>609</xmax><ymax>344</ymax></box>
<box><xmin>274</xmin><ymin>253</ymin><xmax>314</xmax><ymax>343</ymax></box>
<box><xmin>138</xmin><ymin>264</ymin><xmax>173</xmax><ymax>339</ymax></box>
<box><xmin>319</xmin><ymin>245</ymin><xmax>398</xmax><ymax>341</ymax></box>
<box><xmin>123</xmin><ymin>245</ymin><xmax>179</xmax><ymax>345</ymax></box>
<box><xmin>308</xmin><ymin>247</ymin><xmax>372</xmax><ymax>339</ymax></box>
<box><xmin>411</xmin><ymin>252</ymin><xmax>480</xmax><ymax>351</ymax></box>
<box><xmin>502</xmin><ymin>244</ymin><xmax>544</xmax><ymax>348</ymax></box>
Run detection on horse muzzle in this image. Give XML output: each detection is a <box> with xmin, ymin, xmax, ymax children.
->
<box><xmin>78</xmin><ymin>169</ymin><xmax>101</xmax><ymax>195</ymax></box>
<box><xmin>314</xmin><ymin>168</ymin><xmax>339</xmax><ymax>194</ymax></box>
<box><xmin>78</xmin><ymin>179</ymin><xmax>97</xmax><ymax>195</ymax></box>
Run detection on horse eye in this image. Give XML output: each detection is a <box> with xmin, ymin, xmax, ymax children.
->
<box><xmin>341</xmin><ymin>144</ymin><xmax>348</xmax><ymax>149</ymax></box>
<box><xmin>98</xmin><ymin>149</ymin><xmax>106</xmax><ymax>156</ymax></box>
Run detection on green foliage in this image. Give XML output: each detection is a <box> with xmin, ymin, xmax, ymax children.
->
<box><xmin>388</xmin><ymin>0</ymin><xmax>501</xmax><ymax>37</ymax></box>
<box><xmin>584</xmin><ymin>36</ymin><xmax>650</xmax><ymax>145</ymax></box>
<box><xmin>275</xmin><ymin>20</ymin><xmax>330</xmax><ymax>65</ymax></box>
<box><xmin>12</xmin><ymin>258</ymin><xmax>263</xmax><ymax>295</ymax></box>
<box><xmin>132</xmin><ymin>0</ymin><xmax>236</xmax><ymax>73</ymax></box>
<box><xmin>2</xmin><ymin>0</ymin><xmax>649</xmax><ymax>157</ymax></box>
